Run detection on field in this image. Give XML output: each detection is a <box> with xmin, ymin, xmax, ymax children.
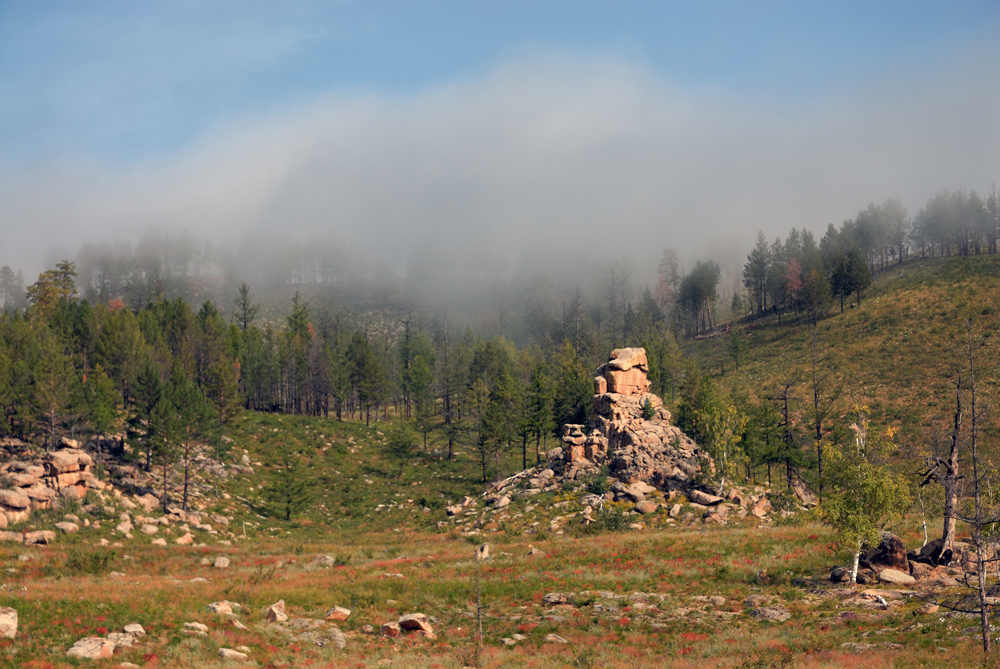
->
<box><xmin>0</xmin><ymin>409</ymin><xmax>996</xmax><ymax>669</ymax></box>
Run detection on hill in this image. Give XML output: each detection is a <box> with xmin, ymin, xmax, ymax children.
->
<box><xmin>686</xmin><ymin>254</ymin><xmax>1000</xmax><ymax>460</ymax></box>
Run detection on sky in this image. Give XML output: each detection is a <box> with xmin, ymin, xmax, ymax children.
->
<box><xmin>1</xmin><ymin>1</ymin><xmax>999</xmax><ymax>279</ymax></box>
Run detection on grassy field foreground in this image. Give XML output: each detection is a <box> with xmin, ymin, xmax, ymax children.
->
<box><xmin>0</xmin><ymin>410</ymin><xmax>997</xmax><ymax>668</ymax></box>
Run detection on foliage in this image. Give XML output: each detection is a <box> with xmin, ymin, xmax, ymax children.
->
<box><xmin>822</xmin><ymin>408</ymin><xmax>912</xmax><ymax>579</ymax></box>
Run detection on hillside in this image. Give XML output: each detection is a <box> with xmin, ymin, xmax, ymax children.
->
<box><xmin>687</xmin><ymin>254</ymin><xmax>1000</xmax><ymax>459</ymax></box>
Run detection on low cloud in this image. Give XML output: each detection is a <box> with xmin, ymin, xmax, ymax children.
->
<box><xmin>2</xmin><ymin>46</ymin><xmax>998</xmax><ymax>284</ymax></box>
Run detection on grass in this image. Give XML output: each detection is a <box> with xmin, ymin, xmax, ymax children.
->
<box><xmin>0</xmin><ymin>406</ymin><xmax>993</xmax><ymax>667</ymax></box>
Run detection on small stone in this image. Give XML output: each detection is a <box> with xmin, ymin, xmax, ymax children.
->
<box><xmin>877</xmin><ymin>568</ymin><xmax>916</xmax><ymax>585</ymax></box>
<box><xmin>263</xmin><ymin>600</ymin><xmax>287</xmax><ymax>622</ymax></box>
<box><xmin>0</xmin><ymin>607</ymin><xmax>16</xmax><ymax>639</ymax></box>
<box><xmin>219</xmin><ymin>648</ymin><xmax>248</xmax><ymax>660</ymax></box>
<box><xmin>55</xmin><ymin>522</ymin><xmax>79</xmax><ymax>533</ymax></box>
<box><xmin>544</xmin><ymin>633</ymin><xmax>569</xmax><ymax>643</ymax></box>
<box><xmin>501</xmin><ymin>637</ymin><xmax>516</xmax><ymax>646</ymax></box>
<box><xmin>324</xmin><ymin>606</ymin><xmax>351</xmax><ymax>621</ymax></box>
<box><xmin>66</xmin><ymin>637</ymin><xmax>115</xmax><ymax>659</ymax></box>
<box><xmin>123</xmin><ymin>623</ymin><xmax>145</xmax><ymax>636</ymax></box>
<box><xmin>916</xmin><ymin>603</ymin><xmax>940</xmax><ymax>615</ymax></box>
<box><xmin>183</xmin><ymin>621</ymin><xmax>208</xmax><ymax>635</ymax></box>
<box><xmin>398</xmin><ymin>612</ymin><xmax>433</xmax><ymax>633</ymax></box>
<box><xmin>543</xmin><ymin>592</ymin><xmax>568</xmax><ymax>606</ymax></box>
<box><xmin>214</xmin><ymin>556</ymin><xmax>230</xmax><ymax>569</ymax></box>
<box><xmin>709</xmin><ymin>596</ymin><xmax>726</xmax><ymax>607</ymax></box>
<box><xmin>175</xmin><ymin>533</ymin><xmax>194</xmax><ymax>545</ymax></box>
<box><xmin>23</xmin><ymin>530</ymin><xmax>55</xmax><ymax>545</ymax></box>
<box><xmin>140</xmin><ymin>524</ymin><xmax>158</xmax><ymax>535</ymax></box>
<box><xmin>151</xmin><ymin>538</ymin><xmax>167</xmax><ymax>547</ymax></box>
<box><xmin>635</xmin><ymin>500</ymin><xmax>658</xmax><ymax>514</ymax></box>
<box><xmin>207</xmin><ymin>601</ymin><xmax>233</xmax><ymax>615</ymax></box>
<box><xmin>381</xmin><ymin>622</ymin><xmax>402</xmax><ymax>637</ymax></box>
<box><xmin>231</xmin><ymin>619</ymin><xmax>248</xmax><ymax>630</ymax></box>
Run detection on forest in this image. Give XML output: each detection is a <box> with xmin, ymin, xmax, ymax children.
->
<box><xmin>0</xmin><ymin>184</ymin><xmax>998</xmax><ymax>498</ymax></box>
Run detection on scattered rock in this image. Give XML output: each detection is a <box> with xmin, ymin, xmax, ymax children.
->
<box><xmin>0</xmin><ymin>607</ymin><xmax>16</xmax><ymax>639</ymax></box>
<box><xmin>324</xmin><ymin>606</ymin><xmax>351</xmax><ymax>622</ymax></box>
<box><xmin>219</xmin><ymin>648</ymin><xmax>248</xmax><ymax>660</ymax></box>
<box><xmin>66</xmin><ymin>637</ymin><xmax>115</xmax><ymax>659</ymax></box>
<box><xmin>398</xmin><ymin>613</ymin><xmax>433</xmax><ymax>634</ymax></box>
<box><xmin>123</xmin><ymin>623</ymin><xmax>145</xmax><ymax>636</ymax></box>
<box><xmin>544</xmin><ymin>633</ymin><xmax>569</xmax><ymax>643</ymax></box>
<box><xmin>214</xmin><ymin>556</ymin><xmax>230</xmax><ymax>569</ymax></box>
<box><xmin>140</xmin><ymin>524</ymin><xmax>158</xmax><ymax>535</ymax></box>
<box><xmin>207</xmin><ymin>601</ymin><xmax>236</xmax><ymax>615</ymax></box>
<box><xmin>151</xmin><ymin>538</ymin><xmax>167</xmax><ymax>547</ymax></box>
<box><xmin>864</xmin><ymin>532</ymin><xmax>910</xmax><ymax>573</ymax></box>
<box><xmin>24</xmin><ymin>530</ymin><xmax>55</xmax><ymax>546</ymax></box>
<box><xmin>183</xmin><ymin>621</ymin><xmax>208</xmax><ymax>635</ymax></box>
<box><xmin>543</xmin><ymin>592</ymin><xmax>568</xmax><ymax>606</ymax></box>
<box><xmin>55</xmin><ymin>522</ymin><xmax>79</xmax><ymax>533</ymax></box>
<box><xmin>175</xmin><ymin>533</ymin><xmax>194</xmax><ymax>545</ymax></box>
<box><xmin>263</xmin><ymin>600</ymin><xmax>288</xmax><ymax>622</ymax></box>
<box><xmin>635</xmin><ymin>500</ymin><xmax>658</xmax><ymax>514</ymax></box>
<box><xmin>877</xmin><ymin>568</ymin><xmax>916</xmax><ymax>585</ymax></box>
<box><xmin>688</xmin><ymin>490</ymin><xmax>723</xmax><ymax>506</ymax></box>
<box><xmin>916</xmin><ymin>603</ymin><xmax>940</xmax><ymax>615</ymax></box>
<box><xmin>381</xmin><ymin>622</ymin><xmax>402</xmax><ymax>638</ymax></box>
<box><xmin>312</xmin><ymin>555</ymin><xmax>337</xmax><ymax>567</ymax></box>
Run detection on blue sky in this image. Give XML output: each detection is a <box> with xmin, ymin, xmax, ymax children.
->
<box><xmin>1</xmin><ymin>1</ymin><xmax>999</xmax><ymax>275</ymax></box>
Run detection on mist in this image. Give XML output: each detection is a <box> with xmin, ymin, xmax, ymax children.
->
<box><xmin>2</xmin><ymin>46</ymin><xmax>999</xmax><ymax>293</ymax></box>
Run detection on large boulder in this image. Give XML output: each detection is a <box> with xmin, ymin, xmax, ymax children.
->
<box><xmin>66</xmin><ymin>637</ymin><xmax>115</xmax><ymax>659</ymax></box>
<box><xmin>863</xmin><ymin>532</ymin><xmax>909</xmax><ymax>573</ymax></box>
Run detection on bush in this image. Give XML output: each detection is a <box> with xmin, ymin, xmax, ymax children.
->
<box><xmin>599</xmin><ymin>505</ymin><xmax>631</xmax><ymax>532</ymax></box>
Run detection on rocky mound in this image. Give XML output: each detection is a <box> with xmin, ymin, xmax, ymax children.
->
<box><xmin>550</xmin><ymin>347</ymin><xmax>710</xmax><ymax>489</ymax></box>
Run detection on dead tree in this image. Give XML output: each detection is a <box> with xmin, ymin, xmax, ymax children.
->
<box><xmin>809</xmin><ymin>331</ymin><xmax>840</xmax><ymax>497</ymax></box>
<box><xmin>918</xmin><ymin>377</ymin><xmax>963</xmax><ymax>562</ymax></box>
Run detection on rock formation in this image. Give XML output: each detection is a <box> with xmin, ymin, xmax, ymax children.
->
<box><xmin>550</xmin><ymin>348</ymin><xmax>710</xmax><ymax>489</ymax></box>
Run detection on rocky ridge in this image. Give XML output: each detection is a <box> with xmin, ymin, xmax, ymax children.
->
<box><xmin>442</xmin><ymin>348</ymin><xmax>818</xmax><ymax>535</ymax></box>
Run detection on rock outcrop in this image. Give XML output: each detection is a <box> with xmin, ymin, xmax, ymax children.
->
<box><xmin>550</xmin><ymin>348</ymin><xmax>710</xmax><ymax>489</ymax></box>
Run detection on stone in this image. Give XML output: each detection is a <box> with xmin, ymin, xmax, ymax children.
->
<box><xmin>494</xmin><ymin>496</ymin><xmax>510</xmax><ymax>510</ymax></box>
<box><xmin>55</xmin><ymin>522</ymin><xmax>79</xmax><ymax>533</ymax></box>
<box><xmin>916</xmin><ymin>603</ymin><xmax>940</xmax><ymax>615</ymax></box>
<box><xmin>175</xmin><ymin>533</ymin><xmax>194</xmax><ymax>545</ymax></box>
<box><xmin>183</xmin><ymin>621</ymin><xmax>208</xmax><ymax>634</ymax></box>
<box><xmin>830</xmin><ymin>566</ymin><xmax>852</xmax><ymax>583</ymax></box>
<box><xmin>864</xmin><ymin>532</ymin><xmax>910</xmax><ymax>573</ymax></box>
<box><xmin>381</xmin><ymin>622</ymin><xmax>402</xmax><ymax>637</ymax></box>
<box><xmin>151</xmin><ymin>538</ymin><xmax>167</xmax><ymax>547</ymax></box>
<box><xmin>0</xmin><ymin>607</ymin><xmax>16</xmax><ymax>639</ymax></box>
<box><xmin>543</xmin><ymin>592</ymin><xmax>568</xmax><ymax>606</ymax></box>
<box><xmin>749</xmin><ymin>606</ymin><xmax>791</xmax><ymax>622</ymax></box>
<box><xmin>207</xmin><ymin>601</ymin><xmax>234</xmax><ymax>615</ymax></box>
<box><xmin>792</xmin><ymin>480</ymin><xmax>818</xmax><ymax>507</ymax></box>
<box><xmin>115</xmin><ymin>521</ymin><xmax>133</xmax><ymax>535</ymax></box>
<box><xmin>140</xmin><ymin>524</ymin><xmax>158</xmax><ymax>535</ymax></box>
<box><xmin>263</xmin><ymin>600</ymin><xmax>288</xmax><ymax>622</ymax></box>
<box><xmin>324</xmin><ymin>606</ymin><xmax>351</xmax><ymax>621</ymax></box>
<box><xmin>527</xmin><ymin>547</ymin><xmax>545</xmax><ymax>557</ymax></box>
<box><xmin>66</xmin><ymin>637</ymin><xmax>115</xmax><ymax>659</ymax></box>
<box><xmin>24</xmin><ymin>530</ymin><xmax>55</xmax><ymax>545</ymax></box>
<box><xmin>635</xmin><ymin>501</ymin><xmax>658</xmax><ymax>514</ymax></box>
<box><xmin>0</xmin><ymin>490</ymin><xmax>30</xmax><ymax>510</ymax></box>
<box><xmin>877</xmin><ymin>568</ymin><xmax>916</xmax><ymax>585</ymax></box>
<box><xmin>544</xmin><ymin>634</ymin><xmax>569</xmax><ymax>643</ymax></box>
<box><xmin>106</xmin><ymin>632</ymin><xmax>133</xmax><ymax>648</ymax></box>
<box><xmin>214</xmin><ymin>556</ymin><xmax>230</xmax><ymax>569</ymax></box>
<box><xmin>219</xmin><ymin>648</ymin><xmax>249</xmax><ymax>660</ymax></box>
<box><xmin>709</xmin><ymin>596</ymin><xmax>726</xmax><ymax>607</ymax></box>
<box><xmin>752</xmin><ymin>496</ymin><xmax>771</xmax><ymax>518</ymax></box>
<box><xmin>688</xmin><ymin>490</ymin><xmax>723</xmax><ymax>506</ymax></box>
<box><xmin>909</xmin><ymin>561</ymin><xmax>934</xmax><ymax>581</ymax></box>
<box><xmin>501</xmin><ymin>637</ymin><xmax>516</xmax><ymax>646</ymax></box>
<box><xmin>231</xmin><ymin>619</ymin><xmax>248</xmax><ymax>630</ymax></box>
<box><xmin>312</xmin><ymin>555</ymin><xmax>337</xmax><ymax>567</ymax></box>
<box><xmin>123</xmin><ymin>623</ymin><xmax>145</xmax><ymax>636</ymax></box>
<box><xmin>476</xmin><ymin>543</ymin><xmax>489</xmax><ymax>560</ymax></box>
<box><xmin>669</xmin><ymin>503</ymin><xmax>682</xmax><ymax>518</ymax></box>
<box><xmin>398</xmin><ymin>612</ymin><xmax>433</xmax><ymax>633</ymax></box>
